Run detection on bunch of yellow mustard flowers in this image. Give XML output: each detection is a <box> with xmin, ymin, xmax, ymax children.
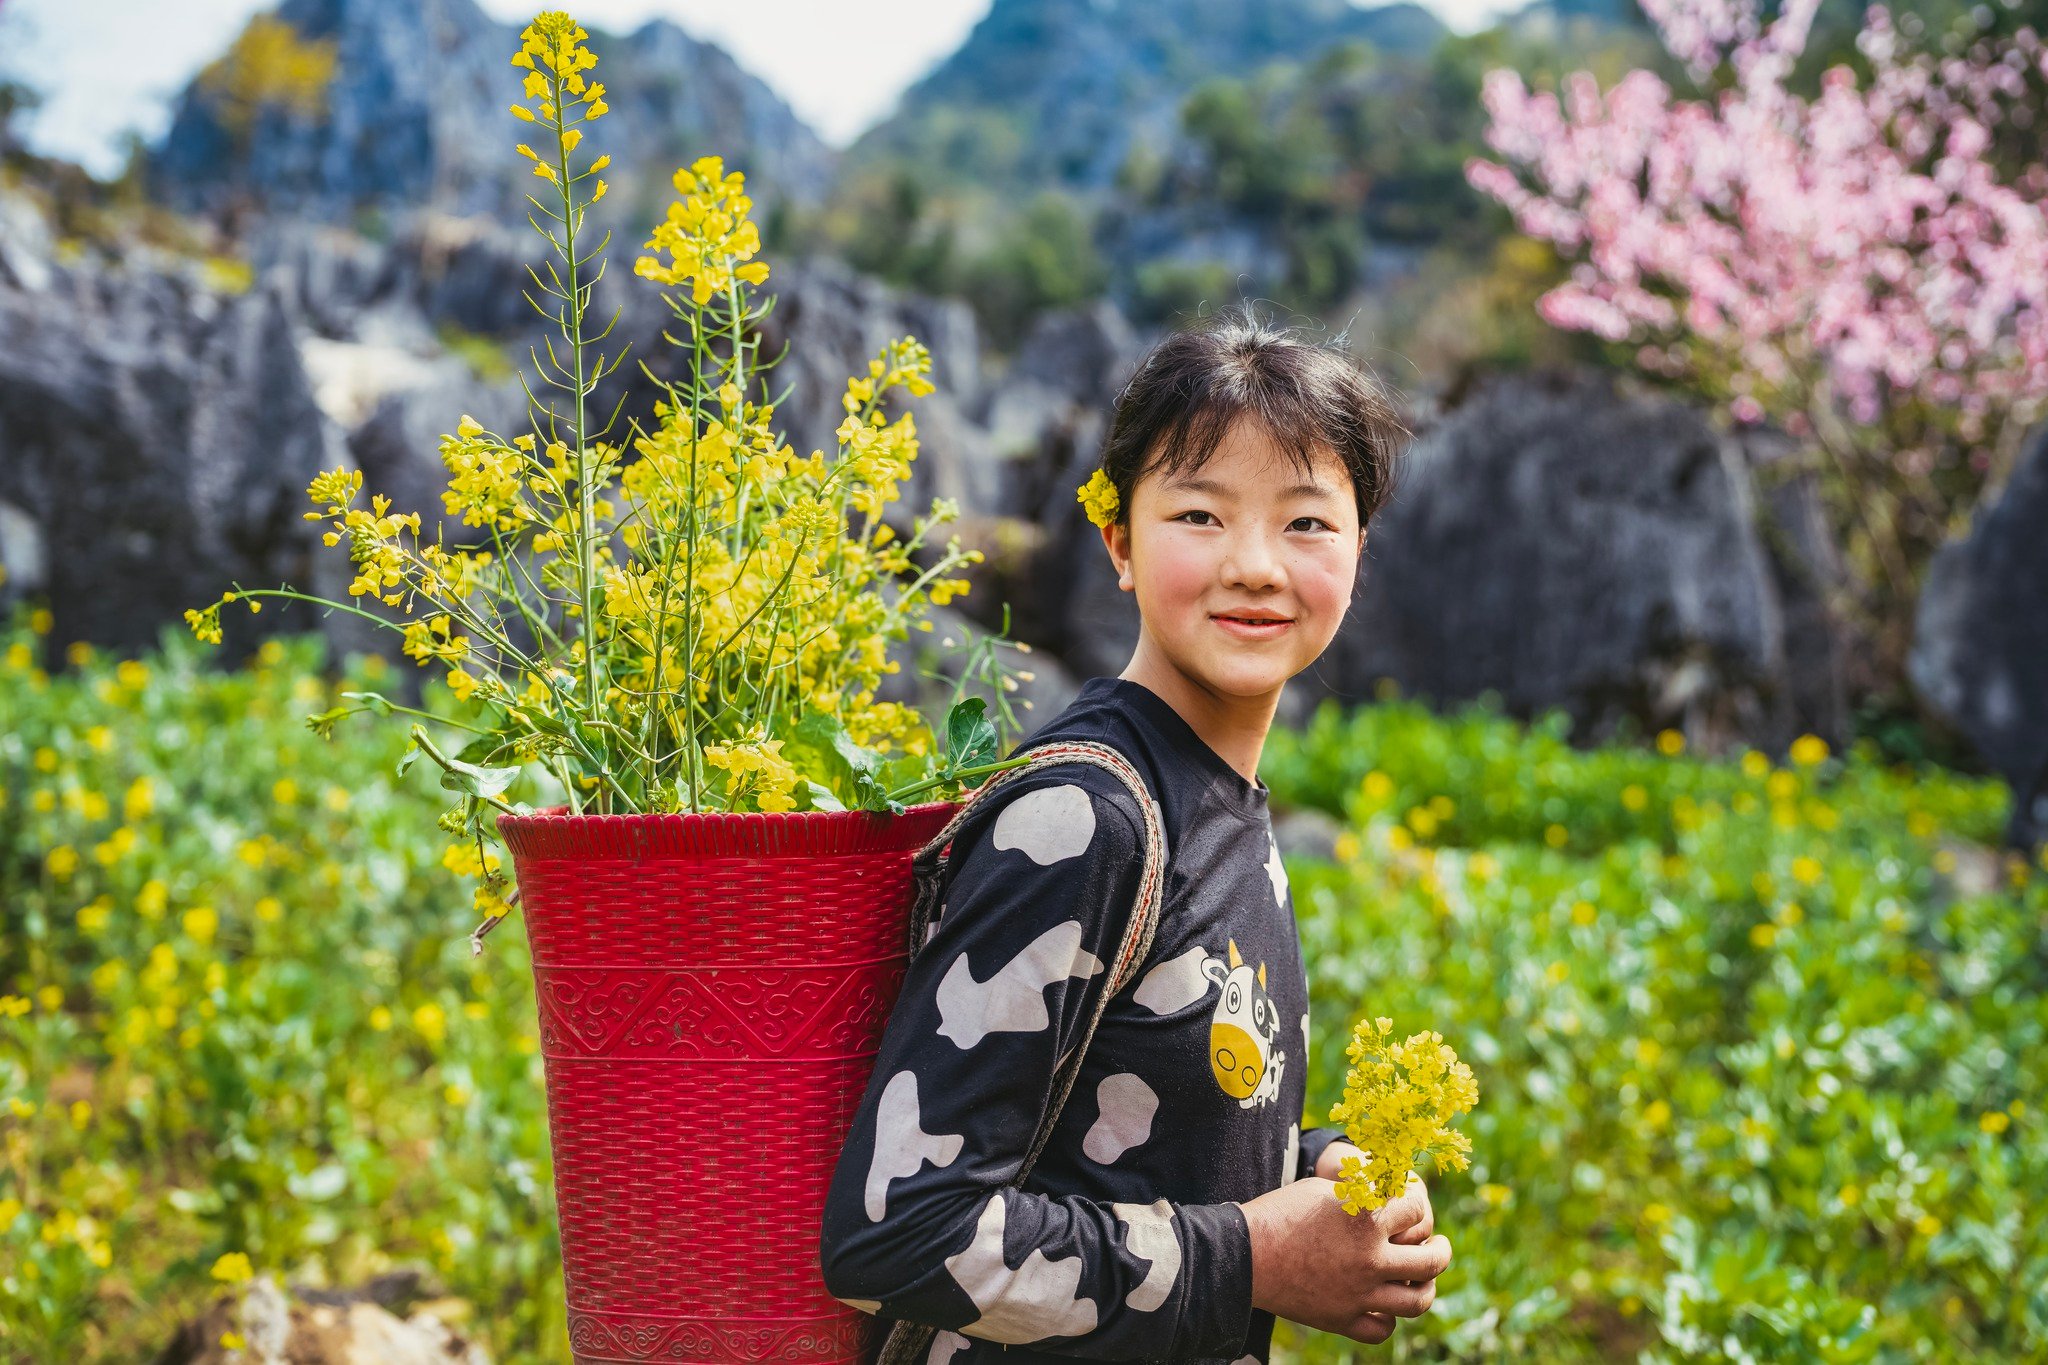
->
<box><xmin>1329</xmin><ymin>1016</ymin><xmax>1479</xmax><ymax>1215</ymax></box>
<box><xmin>184</xmin><ymin>8</ymin><xmax>1034</xmax><ymax>842</ymax></box>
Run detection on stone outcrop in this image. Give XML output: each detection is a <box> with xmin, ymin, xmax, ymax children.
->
<box><xmin>1911</xmin><ymin>427</ymin><xmax>2048</xmax><ymax>847</ymax></box>
<box><xmin>155</xmin><ymin>1273</ymin><xmax>489</xmax><ymax>1365</ymax></box>
<box><xmin>1295</xmin><ymin>370</ymin><xmax>1810</xmax><ymax>748</ymax></box>
<box><xmin>0</xmin><ymin>202</ymin><xmax>376</xmax><ymax>667</ymax></box>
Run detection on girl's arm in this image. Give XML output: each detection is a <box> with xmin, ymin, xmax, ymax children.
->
<box><xmin>818</xmin><ymin>764</ymin><xmax>1254</xmax><ymax>1361</ymax></box>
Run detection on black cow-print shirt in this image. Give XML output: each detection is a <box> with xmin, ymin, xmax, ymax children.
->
<box><xmin>819</xmin><ymin>675</ymin><xmax>1346</xmax><ymax>1362</ymax></box>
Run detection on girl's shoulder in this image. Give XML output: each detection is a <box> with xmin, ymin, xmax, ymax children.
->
<box><xmin>951</xmin><ymin>754</ymin><xmax>1151</xmax><ymax>866</ymax></box>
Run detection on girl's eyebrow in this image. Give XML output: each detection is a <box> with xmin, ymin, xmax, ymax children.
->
<box><xmin>1167</xmin><ymin>475</ymin><xmax>1341</xmax><ymax>501</ymax></box>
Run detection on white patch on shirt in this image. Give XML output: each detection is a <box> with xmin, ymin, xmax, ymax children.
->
<box><xmin>865</xmin><ymin>1070</ymin><xmax>964</xmax><ymax>1221</ymax></box>
<box><xmin>926</xmin><ymin>1330</ymin><xmax>971</xmax><ymax>1365</ymax></box>
<box><xmin>1264</xmin><ymin>830</ymin><xmax>1289</xmax><ymax>908</ymax></box>
<box><xmin>990</xmin><ymin>783</ymin><xmax>1097</xmax><ymax>865</ymax></box>
<box><xmin>836</xmin><ymin>1295</ymin><xmax>882</xmax><ymax>1314</ymax></box>
<box><xmin>1281</xmin><ymin>1121</ymin><xmax>1300</xmax><ymax>1186</ymax></box>
<box><xmin>946</xmin><ymin>1191</ymin><xmax>1099</xmax><ymax>1344</ymax></box>
<box><xmin>935</xmin><ymin>919</ymin><xmax>1103</xmax><ymax>1049</ymax></box>
<box><xmin>925</xmin><ymin>901</ymin><xmax>946</xmax><ymax>947</ymax></box>
<box><xmin>1081</xmin><ymin>1072</ymin><xmax>1158</xmax><ymax>1165</ymax></box>
<box><xmin>1132</xmin><ymin>944</ymin><xmax>1213</xmax><ymax>1015</ymax></box>
<box><xmin>1111</xmin><ymin>1199</ymin><xmax>1181</xmax><ymax>1313</ymax></box>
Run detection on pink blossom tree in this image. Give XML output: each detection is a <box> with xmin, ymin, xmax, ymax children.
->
<box><xmin>1466</xmin><ymin>0</ymin><xmax>2048</xmax><ymax>683</ymax></box>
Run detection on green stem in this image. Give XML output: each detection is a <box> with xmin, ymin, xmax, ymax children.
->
<box><xmin>885</xmin><ymin>754</ymin><xmax>1035</xmax><ymax>805</ymax></box>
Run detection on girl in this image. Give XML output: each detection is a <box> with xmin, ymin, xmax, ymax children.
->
<box><xmin>820</xmin><ymin>304</ymin><xmax>1453</xmax><ymax>1361</ymax></box>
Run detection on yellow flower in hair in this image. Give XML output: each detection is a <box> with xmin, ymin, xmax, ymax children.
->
<box><xmin>1076</xmin><ymin>468</ymin><xmax>1119</xmax><ymax>527</ymax></box>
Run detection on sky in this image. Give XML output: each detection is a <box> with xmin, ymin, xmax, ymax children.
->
<box><xmin>0</xmin><ymin>0</ymin><xmax>1525</xmax><ymax>178</ymax></box>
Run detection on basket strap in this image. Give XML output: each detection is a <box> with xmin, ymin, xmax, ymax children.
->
<box><xmin>876</xmin><ymin>739</ymin><xmax>1165</xmax><ymax>1365</ymax></box>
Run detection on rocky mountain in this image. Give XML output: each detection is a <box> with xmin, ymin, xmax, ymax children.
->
<box><xmin>845</xmin><ymin>0</ymin><xmax>1447</xmax><ymax>195</ymax></box>
<box><xmin>150</xmin><ymin>0</ymin><xmax>836</xmax><ymax>227</ymax></box>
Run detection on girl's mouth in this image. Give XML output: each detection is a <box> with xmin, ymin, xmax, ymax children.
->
<box><xmin>1211</xmin><ymin>614</ymin><xmax>1294</xmax><ymax>638</ymax></box>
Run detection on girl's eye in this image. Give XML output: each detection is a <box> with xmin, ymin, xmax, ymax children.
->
<box><xmin>1174</xmin><ymin>510</ymin><xmax>1217</xmax><ymax>526</ymax></box>
<box><xmin>1290</xmin><ymin>517</ymin><xmax>1334</xmax><ymax>533</ymax></box>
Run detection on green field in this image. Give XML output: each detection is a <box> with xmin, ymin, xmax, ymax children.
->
<box><xmin>2</xmin><ymin>610</ymin><xmax>2041</xmax><ymax>1364</ymax></box>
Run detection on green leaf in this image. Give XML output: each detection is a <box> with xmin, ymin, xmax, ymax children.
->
<box><xmin>456</xmin><ymin>735</ymin><xmax>507</xmax><ymax>766</ymax></box>
<box><xmin>396</xmin><ymin>748</ymin><xmax>419</xmax><ymax>778</ymax></box>
<box><xmin>945</xmin><ymin>696</ymin><xmax>999</xmax><ymax>771</ymax></box>
<box><xmin>800</xmin><ymin>780</ymin><xmax>846</xmax><ymax>812</ymax></box>
<box><xmin>340</xmin><ymin>690</ymin><xmax>392</xmax><ymax>717</ymax></box>
<box><xmin>439</xmin><ymin>757</ymin><xmax>520</xmax><ymax>800</ymax></box>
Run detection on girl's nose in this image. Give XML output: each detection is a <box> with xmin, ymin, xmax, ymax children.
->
<box><xmin>1220</xmin><ymin>531</ymin><xmax>1284</xmax><ymax>589</ymax></box>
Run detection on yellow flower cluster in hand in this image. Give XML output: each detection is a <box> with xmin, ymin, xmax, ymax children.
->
<box><xmin>1328</xmin><ymin>1016</ymin><xmax>1478</xmax><ymax>1215</ymax></box>
<box><xmin>634</xmin><ymin>155</ymin><xmax>772</xmax><ymax>304</ymax></box>
<box><xmin>1077</xmin><ymin>468</ymin><xmax>1120</xmax><ymax>528</ymax></box>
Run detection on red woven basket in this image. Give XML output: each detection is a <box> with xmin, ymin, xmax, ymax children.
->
<box><xmin>497</xmin><ymin>799</ymin><xmax>962</xmax><ymax>1365</ymax></box>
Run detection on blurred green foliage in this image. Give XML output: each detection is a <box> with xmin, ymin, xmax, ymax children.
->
<box><xmin>1265</xmin><ymin>697</ymin><xmax>2046</xmax><ymax>1363</ymax></box>
<box><xmin>1</xmin><ymin>609</ymin><xmax>2041</xmax><ymax>1363</ymax></box>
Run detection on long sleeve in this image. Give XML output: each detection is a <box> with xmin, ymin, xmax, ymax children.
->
<box><xmin>1297</xmin><ymin>1125</ymin><xmax>1347</xmax><ymax>1182</ymax></box>
<box><xmin>818</xmin><ymin>764</ymin><xmax>1256</xmax><ymax>1360</ymax></box>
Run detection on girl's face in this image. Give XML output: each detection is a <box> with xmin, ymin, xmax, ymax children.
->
<box><xmin>1101</xmin><ymin>415</ymin><xmax>1365</xmax><ymax>704</ymax></box>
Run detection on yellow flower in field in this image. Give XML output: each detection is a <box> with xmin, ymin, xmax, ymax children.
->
<box><xmin>1791</xmin><ymin>856</ymin><xmax>1823</xmax><ymax>885</ymax></box>
<box><xmin>6</xmin><ymin>1097</ymin><xmax>34</xmax><ymax>1119</ymax></box>
<box><xmin>1570</xmin><ymin>900</ymin><xmax>1596</xmax><ymax>926</ymax></box>
<box><xmin>0</xmin><ymin>995</ymin><xmax>29</xmax><ymax>1019</ymax></box>
<box><xmin>76</xmin><ymin>898</ymin><xmax>112</xmax><ymax>934</ymax></box>
<box><xmin>36</xmin><ymin>985</ymin><xmax>61</xmax><ymax>1012</ymax></box>
<box><xmin>210</xmin><ymin>1252</ymin><xmax>254</xmax><ymax>1284</ymax></box>
<box><xmin>1655</xmin><ymin>728</ymin><xmax>1684</xmax><ymax>756</ymax></box>
<box><xmin>272</xmin><ymin>778</ymin><xmax>299</xmax><ymax>806</ymax></box>
<box><xmin>1840</xmin><ymin>1183</ymin><xmax>1861</xmax><ymax>1207</ymax></box>
<box><xmin>45</xmin><ymin>845</ymin><xmax>78</xmax><ymax>880</ymax></box>
<box><xmin>255</xmin><ymin>897</ymin><xmax>283</xmax><ymax>922</ymax></box>
<box><xmin>28</xmin><ymin>607</ymin><xmax>52</xmax><ymax>634</ymax></box>
<box><xmin>1545</xmin><ymin>961</ymin><xmax>1570</xmax><ymax>985</ymax></box>
<box><xmin>413</xmin><ymin>1002</ymin><xmax>447</xmax><ymax>1044</ymax></box>
<box><xmin>1479</xmin><ymin>1182</ymin><xmax>1511</xmax><ymax>1207</ymax></box>
<box><xmin>1980</xmin><ymin>1110</ymin><xmax>2010</xmax><ymax>1134</ymax></box>
<box><xmin>4</xmin><ymin>642</ymin><xmax>30</xmax><ymax>671</ymax></box>
<box><xmin>124</xmin><ymin>776</ymin><xmax>155</xmax><ymax>822</ymax></box>
<box><xmin>1750</xmin><ymin>922</ymin><xmax>1777</xmax><ymax>948</ymax></box>
<box><xmin>0</xmin><ymin>1198</ymin><xmax>19</xmax><ymax>1228</ymax></box>
<box><xmin>1643</xmin><ymin>1202</ymin><xmax>1671</xmax><ymax>1225</ymax></box>
<box><xmin>183</xmin><ymin>905</ymin><xmax>218</xmax><ymax>945</ymax></box>
<box><xmin>1076</xmin><ymin>468</ymin><xmax>1120</xmax><ymax>528</ymax></box>
<box><xmin>1332</xmin><ymin>832</ymin><xmax>1361</xmax><ymax>863</ymax></box>
<box><xmin>369</xmin><ymin>1006</ymin><xmax>393</xmax><ymax>1032</ymax></box>
<box><xmin>33</xmin><ymin>747</ymin><xmax>57</xmax><ymax>773</ymax></box>
<box><xmin>1644</xmin><ymin>1098</ymin><xmax>1672</xmax><ymax>1128</ymax></box>
<box><xmin>1789</xmin><ymin>733</ymin><xmax>1829</xmax><ymax>766</ymax></box>
<box><xmin>1543</xmin><ymin>823</ymin><xmax>1567</xmax><ymax>848</ymax></box>
<box><xmin>1916</xmin><ymin>1214</ymin><xmax>1942</xmax><ymax>1238</ymax></box>
<box><xmin>442</xmin><ymin>842</ymin><xmax>502</xmax><ymax>878</ymax></box>
<box><xmin>1766</xmin><ymin>769</ymin><xmax>1799</xmax><ymax>802</ymax></box>
<box><xmin>1621</xmin><ymin>783</ymin><xmax>1648</xmax><ymax>811</ymax></box>
<box><xmin>137</xmin><ymin>879</ymin><xmax>168</xmax><ymax>919</ymax></box>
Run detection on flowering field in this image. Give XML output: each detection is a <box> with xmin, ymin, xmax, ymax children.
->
<box><xmin>2</xmin><ymin>607</ymin><xmax>2042</xmax><ymax>1364</ymax></box>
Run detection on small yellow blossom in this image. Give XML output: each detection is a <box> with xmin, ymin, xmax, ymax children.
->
<box><xmin>1076</xmin><ymin>468</ymin><xmax>1120</xmax><ymax>527</ymax></box>
<box><xmin>210</xmin><ymin>1251</ymin><xmax>254</xmax><ymax>1284</ymax></box>
<box><xmin>1655</xmin><ymin>728</ymin><xmax>1684</xmax><ymax>756</ymax></box>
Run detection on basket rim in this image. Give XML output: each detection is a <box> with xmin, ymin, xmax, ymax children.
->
<box><xmin>495</xmin><ymin>796</ymin><xmax>964</xmax><ymax>860</ymax></box>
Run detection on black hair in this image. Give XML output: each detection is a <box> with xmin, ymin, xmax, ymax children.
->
<box><xmin>1094</xmin><ymin>302</ymin><xmax>1406</xmax><ymax>530</ymax></box>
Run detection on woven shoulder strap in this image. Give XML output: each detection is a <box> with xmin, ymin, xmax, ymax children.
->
<box><xmin>875</xmin><ymin>739</ymin><xmax>1166</xmax><ymax>1365</ymax></box>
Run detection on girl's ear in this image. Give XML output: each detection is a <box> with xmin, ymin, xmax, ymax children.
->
<box><xmin>1101</xmin><ymin>520</ymin><xmax>1134</xmax><ymax>593</ymax></box>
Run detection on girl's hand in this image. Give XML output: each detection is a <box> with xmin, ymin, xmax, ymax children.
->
<box><xmin>1242</xmin><ymin>1158</ymin><xmax>1449</xmax><ymax>1344</ymax></box>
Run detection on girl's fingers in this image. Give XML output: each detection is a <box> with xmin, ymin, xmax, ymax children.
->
<box><xmin>1360</xmin><ymin>1276</ymin><xmax>1438</xmax><ymax>1318</ymax></box>
<box><xmin>1381</xmin><ymin>1232</ymin><xmax>1453</xmax><ymax>1283</ymax></box>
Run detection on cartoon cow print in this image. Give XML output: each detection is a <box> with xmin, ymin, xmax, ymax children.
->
<box><xmin>1200</xmin><ymin>938</ymin><xmax>1284</xmax><ymax>1110</ymax></box>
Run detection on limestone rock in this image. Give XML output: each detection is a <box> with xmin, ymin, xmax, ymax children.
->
<box><xmin>1911</xmin><ymin>426</ymin><xmax>2048</xmax><ymax>847</ymax></box>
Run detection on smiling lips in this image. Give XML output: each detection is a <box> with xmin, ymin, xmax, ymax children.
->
<box><xmin>1211</xmin><ymin>611</ymin><xmax>1293</xmax><ymax>636</ymax></box>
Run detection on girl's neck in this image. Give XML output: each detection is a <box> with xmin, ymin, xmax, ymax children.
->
<box><xmin>1118</xmin><ymin>643</ymin><xmax>1281</xmax><ymax>788</ymax></box>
